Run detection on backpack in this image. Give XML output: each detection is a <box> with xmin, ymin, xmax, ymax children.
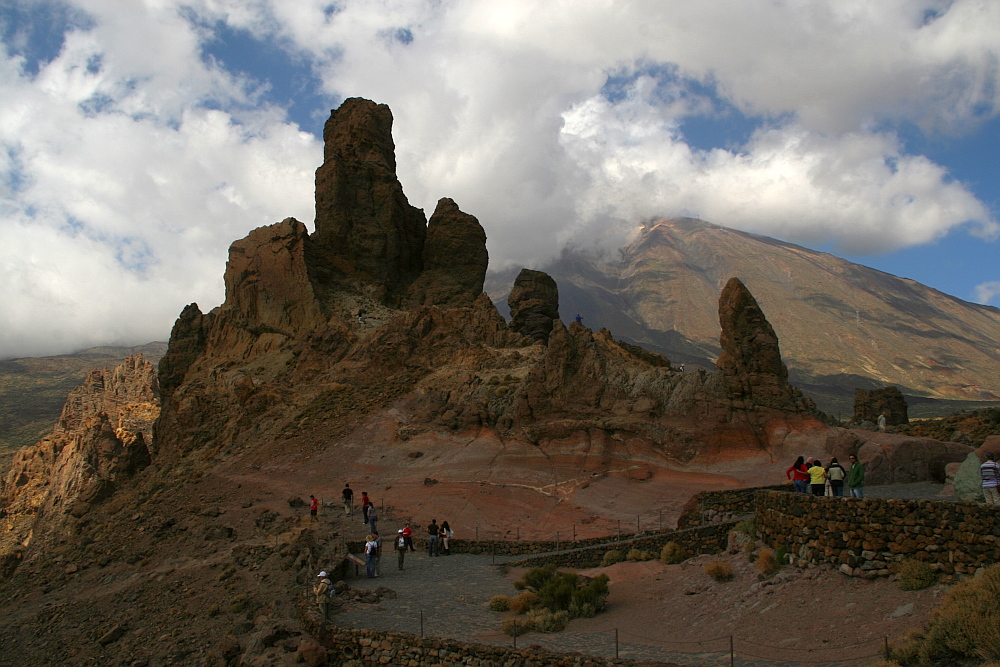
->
<box><xmin>398</xmin><ymin>536</ymin><xmax>406</xmax><ymax>549</ymax></box>
<box><xmin>326</xmin><ymin>582</ymin><xmax>336</xmax><ymax>598</ymax></box>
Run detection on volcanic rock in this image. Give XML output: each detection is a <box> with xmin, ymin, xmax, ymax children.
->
<box><xmin>508</xmin><ymin>269</ymin><xmax>560</xmax><ymax>343</ymax></box>
<box><xmin>406</xmin><ymin>197</ymin><xmax>489</xmax><ymax>308</ymax></box>
<box><xmin>853</xmin><ymin>386</ymin><xmax>908</xmax><ymax>426</ymax></box>
<box><xmin>312</xmin><ymin>97</ymin><xmax>427</xmax><ymax>302</ymax></box>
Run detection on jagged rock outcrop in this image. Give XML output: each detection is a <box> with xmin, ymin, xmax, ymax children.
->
<box><xmin>853</xmin><ymin>386</ymin><xmax>908</xmax><ymax>426</ymax></box>
<box><xmin>406</xmin><ymin>198</ymin><xmax>489</xmax><ymax>308</ymax></box>
<box><xmin>0</xmin><ymin>355</ymin><xmax>159</xmax><ymax>577</ymax></box>
<box><xmin>312</xmin><ymin>97</ymin><xmax>427</xmax><ymax>302</ymax></box>
<box><xmin>716</xmin><ymin>277</ymin><xmax>807</xmax><ymax>411</ymax></box>
<box><xmin>508</xmin><ymin>269</ymin><xmax>560</xmax><ymax>343</ymax></box>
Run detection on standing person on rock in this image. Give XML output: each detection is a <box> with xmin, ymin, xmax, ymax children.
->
<box><xmin>342</xmin><ymin>483</ymin><xmax>354</xmax><ymax>515</ymax></box>
<box><xmin>314</xmin><ymin>571</ymin><xmax>332</xmax><ymax>620</ymax></box>
<box><xmin>427</xmin><ymin>519</ymin><xmax>440</xmax><ymax>557</ymax></box>
<box><xmin>847</xmin><ymin>454</ymin><xmax>865</xmax><ymax>498</ymax></box>
<box><xmin>980</xmin><ymin>453</ymin><xmax>1000</xmax><ymax>506</ymax></box>
<box><xmin>364</xmin><ymin>534</ymin><xmax>378</xmax><ymax>578</ymax></box>
<box><xmin>440</xmin><ymin>520</ymin><xmax>454</xmax><ymax>555</ymax></box>
<box><xmin>396</xmin><ymin>529</ymin><xmax>407</xmax><ymax>570</ymax></box>
<box><xmin>361</xmin><ymin>492</ymin><xmax>371</xmax><ymax>524</ymax></box>
<box><xmin>826</xmin><ymin>458</ymin><xmax>847</xmax><ymax>497</ymax></box>
<box><xmin>807</xmin><ymin>460</ymin><xmax>827</xmax><ymax>496</ymax></box>
<box><xmin>786</xmin><ymin>456</ymin><xmax>810</xmax><ymax>493</ymax></box>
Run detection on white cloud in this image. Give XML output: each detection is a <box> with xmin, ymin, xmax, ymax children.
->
<box><xmin>975</xmin><ymin>281</ymin><xmax>1000</xmax><ymax>306</ymax></box>
<box><xmin>1</xmin><ymin>0</ymin><xmax>998</xmax><ymax>357</ymax></box>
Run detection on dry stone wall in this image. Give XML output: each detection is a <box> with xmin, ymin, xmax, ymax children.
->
<box><xmin>676</xmin><ymin>484</ymin><xmax>789</xmax><ymax>528</ymax></box>
<box><xmin>755</xmin><ymin>490</ymin><xmax>1000</xmax><ymax>576</ymax></box>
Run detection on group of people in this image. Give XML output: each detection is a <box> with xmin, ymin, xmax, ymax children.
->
<box><xmin>359</xmin><ymin>519</ymin><xmax>455</xmax><ymax>578</ymax></box>
<box><xmin>786</xmin><ymin>455</ymin><xmax>865</xmax><ymax>497</ymax></box>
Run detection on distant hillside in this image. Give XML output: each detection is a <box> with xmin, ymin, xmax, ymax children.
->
<box><xmin>486</xmin><ymin>218</ymin><xmax>1000</xmax><ymax>417</ymax></box>
<box><xmin>0</xmin><ymin>342</ymin><xmax>167</xmax><ymax>472</ymax></box>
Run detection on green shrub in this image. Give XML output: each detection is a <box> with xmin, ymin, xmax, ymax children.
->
<box><xmin>489</xmin><ymin>595</ymin><xmax>511</xmax><ymax>611</ymax></box>
<box><xmin>705</xmin><ymin>560</ymin><xmax>734</xmax><ymax>582</ymax></box>
<box><xmin>512</xmin><ymin>566</ymin><xmax>609</xmax><ymax>619</ymax></box>
<box><xmin>526</xmin><ymin>609</ymin><xmax>568</xmax><ymax>633</ymax></box>
<box><xmin>569</xmin><ymin>574</ymin><xmax>609</xmax><ymax>617</ymax></box>
<box><xmin>660</xmin><ymin>542</ymin><xmax>686</xmax><ymax>564</ymax></box>
<box><xmin>898</xmin><ymin>559</ymin><xmax>936</xmax><ymax>591</ymax></box>
<box><xmin>626</xmin><ymin>548</ymin><xmax>653</xmax><ymax>561</ymax></box>
<box><xmin>775</xmin><ymin>544</ymin><xmax>789</xmax><ymax>566</ymax></box>
<box><xmin>601</xmin><ymin>550</ymin><xmax>623</xmax><ymax>567</ymax></box>
<box><xmin>734</xmin><ymin>517</ymin><xmax>756</xmax><ymax>541</ymax></box>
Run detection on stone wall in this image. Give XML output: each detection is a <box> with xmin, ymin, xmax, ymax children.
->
<box><xmin>347</xmin><ymin>531</ymin><xmax>663</xmax><ymax>558</ymax></box>
<box><xmin>676</xmin><ymin>484</ymin><xmax>790</xmax><ymax>528</ymax></box>
<box><xmin>309</xmin><ymin>624</ymin><xmax>666</xmax><ymax>667</ymax></box>
<box><xmin>755</xmin><ymin>491</ymin><xmax>1000</xmax><ymax>576</ymax></box>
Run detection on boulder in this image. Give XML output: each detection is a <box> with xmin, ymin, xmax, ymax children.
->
<box><xmin>406</xmin><ymin>197</ymin><xmax>488</xmax><ymax>308</ymax></box>
<box><xmin>954</xmin><ymin>452</ymin><xmax>985</xmax><ymax>502</ymax></box>
<box><xmin>852</xmin><ymin>386</ymin><xmax>908</xmax><ymax>426</ymax></box>
<box><xmin>853</xmin><ymin>431</ymin><xmax>973</xmax><ymax>485</ymax></box>
<box><xmin>508</xmin><ymin>269</ymin><xmax>559</xmax><ymax>343</ymax></box>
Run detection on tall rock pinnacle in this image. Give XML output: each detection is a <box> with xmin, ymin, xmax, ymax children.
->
<box><xmin>313</xmin><ymin>97</ymin><xmax>427</xmax><ymax>302</ymax></box>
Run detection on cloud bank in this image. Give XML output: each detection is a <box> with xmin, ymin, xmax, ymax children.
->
<box><xmin>1</xmin><ymin>0</ymin><xmax>999</xmax><ymax>358</ymax></box>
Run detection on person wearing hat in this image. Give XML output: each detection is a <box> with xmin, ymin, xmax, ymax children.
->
<box><xmin>313</xmin><ymin>571</ymin><xmax>332</xmax><ymax>620</ymax></box>
<box><xmin>395</xmin><ymin>529</ymin><xmax>407</xmax><ymax>571</ymax></box>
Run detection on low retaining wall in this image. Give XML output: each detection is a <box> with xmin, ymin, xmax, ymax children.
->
<box><xmin>755</xmin><ymin>490</ymin><xmax>1000</xmax><ymax>576</ymax></box>
<box><xmin>504</xmin><ymin>520</ymin><xmax>739</xmax><ymax>568</ymax></box>
<box><xmin>347</xmin><ymin>532</ymin><xmax>665</xmax><ymax>558</ymax></box>
<box><xmin>676</xmin><ymin>484</ymin><xmax>790</xmax><ymax>528</ymax></box>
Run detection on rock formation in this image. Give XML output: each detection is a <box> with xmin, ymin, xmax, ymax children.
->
<box><xmin>852</xmin><ymin>386</ymin><xmax>908</xmax><ymax>426</ymax></box>
<box><xmin>406</xmin><ymin>197</ymin><xmax>489</xmax><ymax>308</ymax></box>
<box><xmin>508</xmin><ymin>269</ymin><xmax>560</xmax><ymax>343</ymax></box>
<box><xmin>0</xmin><ymin>355</ymin><xmax>159</xmax><ymax>575</ymax></box>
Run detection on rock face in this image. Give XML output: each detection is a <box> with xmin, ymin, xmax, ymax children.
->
<box><xmin>508</xmin><ymin>269</ymin><xmax>560</xmax><ymax>343</ymax></box>
<box><xmin>406</xmin><ymin>198</ymin><xmax>489</xmax><ymax>308</ymax></box>
<box><xmin>716</xmin><ymin>277</ymin><xmax>805</xmax><ymax>411</ymax></box>
<box><xmin>312</xmin><ymin>97</ymin><xmax>427</xmax><ymax>303</ymax></box>
<box><xmin>0</xmin><ymin>355</ymin><xmax>159</xmax><ymax>576</ymax></box>
<box><xmin>853</xmin><ymin>386</ymin><xmax>908</xmax><ymax>426</ymax></box>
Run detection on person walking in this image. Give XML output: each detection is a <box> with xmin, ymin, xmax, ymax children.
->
<box><xmin>807</xmin><ymin>459</ymin><xmax>827</xmax><ymax>496</ymax></box>
<box><xmin>313</xmin><ymin>571</ymin><xmax>332</xmax><ymax>620</ymax></box>
<box><xmin>368</xmin><ymin>504</ymin><xmax>378</xmax><ymax>535</ymax></box>
<box><xmin>847</xmin><ymin>454</ymin><xmax>865</xmax><ymax>498</ymax></box>
<box><xmin>372</xmin><ymin>530</ymin><xmax>382</xmax><ymax>576</ymax></box>
<box><xmin>395</xmin><ymin>529</ymin><xmax>407</xmax><ymax>570</ymax></box>
<box><xmin>786</xmin><ymin>456</ymin><xmax>810</xmax><ymax>493</ymax></box>
<box><xmin>342</xmin><ymin>483</ymin><xmax>354</xmax><ymax>515</ymax></box>
<box><xmin>361</xmin><ymin>492</ymin><xmax>371</xmax><ymax>523</ymax></box>
<box><xmin>440</xmin><ymin>520</ymin><xmax>454</xmax><ymax>555</ymax></box>
<box><xmin>402</xmin><ymin>522</ymin><xmax>415</xmax><ymax>552</ymax></box>
<box><xmin>364</xmin><ymin>534</ymin><xmax>378</xmax><ymax>578</ymax></box>
<box><xmin>981</xmin><ymin>453</ymin><xmax>1000</xmax><ymax>506</ymax></box>
<box><xmin>427</xmin><ymin>519</ymin><xmax>440</xmax><ymax>557</ymax></box>
<box><xmin>826</xmin><ymin>458</ymin><xmax>847</xmax><ymax>497</ymax></box>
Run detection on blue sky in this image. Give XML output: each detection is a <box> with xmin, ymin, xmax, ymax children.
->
<box><xmin>0</xmin><ymin>0</ymin><xmax>998</xmax><ymax>358</ymax></box>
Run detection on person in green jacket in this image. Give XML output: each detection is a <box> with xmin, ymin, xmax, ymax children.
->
<box><xmin>847</xmin><ymin>454</ymin><xmax>865</xmax><ymax>498</ymax></box>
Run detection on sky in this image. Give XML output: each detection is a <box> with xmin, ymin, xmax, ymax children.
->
<box><xmin>1</xmin><ymin>0</ymin><xmax>998</xmax><ymax>360</ymax></box>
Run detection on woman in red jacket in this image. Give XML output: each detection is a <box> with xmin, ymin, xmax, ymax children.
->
<box><xmin>786</xmin><ymin>456</ymin><xmax>809</xmax><ymax>493</ymax></box>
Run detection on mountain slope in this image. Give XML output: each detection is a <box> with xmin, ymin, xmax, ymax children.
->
<box><xmin>488</xmin><ymin>218</ymin><xmax>1000</xmax><ymax>415</ymax></box>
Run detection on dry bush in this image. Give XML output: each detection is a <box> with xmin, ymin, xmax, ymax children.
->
<box><xmin>489</xmin><ymin>595</ymin><xmax>511</xmax><ymax>612</ymax></box>
<box><xmin>502</xmin><ymin>616</ymin><xmax>532</xmax><ymax>636</ymax></box>
<box><xmin>894</xmin><ymin>564</ymin><xmax>1000</xmax><ymax>664</ymax></box>
<box><xmin>509</xmin><ymin>591</ymin><xmax>540</xmax><ymax>614</ymax></box>
<box><xmin>704</xmin><ymin>560</ymin><xmax>734</xmax><ymax>582</ymax></box>
<box><xmin>626</xmin><ymin>548</ymin><xmax>653</xmax><ymax>561</ymax></box>
<box><xmin>525</xmin><ymin>609</ymin><xmax>568</xmax><ymax>633</ymax></box>
<box><xmin>898</xmin><ymin>559</ymin><xmax>936</xmax><ymax>591</ymax></box>
<box><xmin>601</xmin><ymin>550</ymin><xmax>623</xmax><ymax>567</ymax></box>
<box><xmin>756</xmin><ymin>548</ymin><xmax>780</xmax><ymax>576</ymax></box>
<box><xmin>660</xmin><ymin>542</ymin><xmax>686</xmax><ymax>564</ymax></box>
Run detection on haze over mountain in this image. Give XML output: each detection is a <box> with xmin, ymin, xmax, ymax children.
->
<box><xmin>488</xmin><ymin>218</ymin><xmax>1000</xmax><ymax>415</ymax></box>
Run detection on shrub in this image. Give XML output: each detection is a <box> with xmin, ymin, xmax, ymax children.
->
<box><xmin>660</xmin><ymin>542</ymin><xmax>686</xmax><ymax>564</ymax></box>
<box><xmin>489</xmin><ymin>595</ymin><xmax>511</xmax><ymax>612</ymax></box>
<box><xmin>898</xmin><ymin>559</ymin><xmax>936</xmax><ymax>591</ymax></box>
<box><xmin>893</xmin><ymin>563</ymin><xmax>1000</xmax><ymax>664</ymax></box>
<box><xmin>509</xmin><ymin>591</ymin><xmax>540</xmax><ymax>614</ymax></box>
<box><xmin>502</xmin><ymin>617</ymin><xmax>532</xmax><ymax>636</ymax></box>
<box><xmin>569</xmin><ymin>574</ymin><xmax>609</xmax><ymax>617</ymax></box>
<box><xmin>775</xmin><ymin>544</ymin><xmax>789</xmax><ymax>565</ymax></box>
<box><xmin>734</xmin><ymin>518</ymin><xmax>756</xmax><ymax>541</ymax></box>
<box><xmin>705</xmin><ymin>560</ymin><xmax>734</xmax><ymax>582</ymax></box>
<box><xmin>526</xmin><ymin>609</ymin><xmax>568</xmax><ymax>633</ymax></box>
<box><xmin>229</xmin><ymin>594</ymin><xmax>251</xmax><ymax>613</ymax></box>
<box><xmin>756</xmin><ymin>548</ymin><xmax>780</xmax><ymax>577</ymax></box>
<box><xmin>601</xmin><ymin>550</ymin><xmax>623</xmax><ymax>567</ymax></box>
<box><xmin>626</xmin><ymin>548</ymin><xmax>653</xmax><ymax>561</ymax></box>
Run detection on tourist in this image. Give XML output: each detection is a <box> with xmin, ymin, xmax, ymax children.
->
<box><xmin>367</xmin><ymin>504</ymin><xmax>378</xmax><ymax>535</ymax></box>
<box><xmin>440</xmin><ymin>520</ymin><xmax>454</xmax><ymax>555</ymax></box>
<box><xmin>314</xmin><ymin>571</ymin><xmax>332</xmax><ymax>620</ymax></box>
<box><xmin>981</xmin><ymin>453</ymin><xmax>1000</xmax><ymax>506</ymax></box>
<box><xmin>402</xmin><ymin>522</ymin><xmax>415</xmax><ymax>552</ymax></box>
<box><xmin>878</xmin><ymin>412</ymin><xmax>887</xmax><ymax>431</ymax></box>
<box><xmin>427</xmin><ymin>519</ymin><xmax>441</xmax><ymax>556</ymax></box>
<box><xmin>807</xmin><ymin>459</ymin><xmax>827</xmax><ymax>496</ymax></box>
<box><xmin>372</xmin><ymin>530</ymin><xmax>382</xmax><ymax>576</ymax></box>
<box><xmin>364</xmin><ymin>534</ymin><xmax>378</xmax><ymax>578</ymax></box>
<box><xmin>361</xmin><ymin>491</ymin><xmax>371</xmax><ymax>523</ymax></box>
<box><xmin>342</xmin><ymin>483</ymin><xmax>353</xmax><ymax>515</ymax></box>
<box><xmin>786</xmin><ymin>456</ymin><xmax>810</xmax><ymax>493</ymax></box>
<box><xmin>575</xmin><ymin>313</ymin><xmax>583</xmax><ymax>324</ymax></box>
<box><xmin>847</xmin><ymin>454</ymin><xmax>865</xmax><ymax>498</ymax></box>
<box><xmin>826</xmin><ymin>458</ymin><xmax>846</xmax><ymax>497</ymax></box>
<box><xmin>396</xmin><ymin>529</ymin><xmax>407</xmax><ymax>570</ymax></box>
<box><xmin>309</xmin><ymin>495</ymin><xmax>319</xmax><ymax>521</ymax></box>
